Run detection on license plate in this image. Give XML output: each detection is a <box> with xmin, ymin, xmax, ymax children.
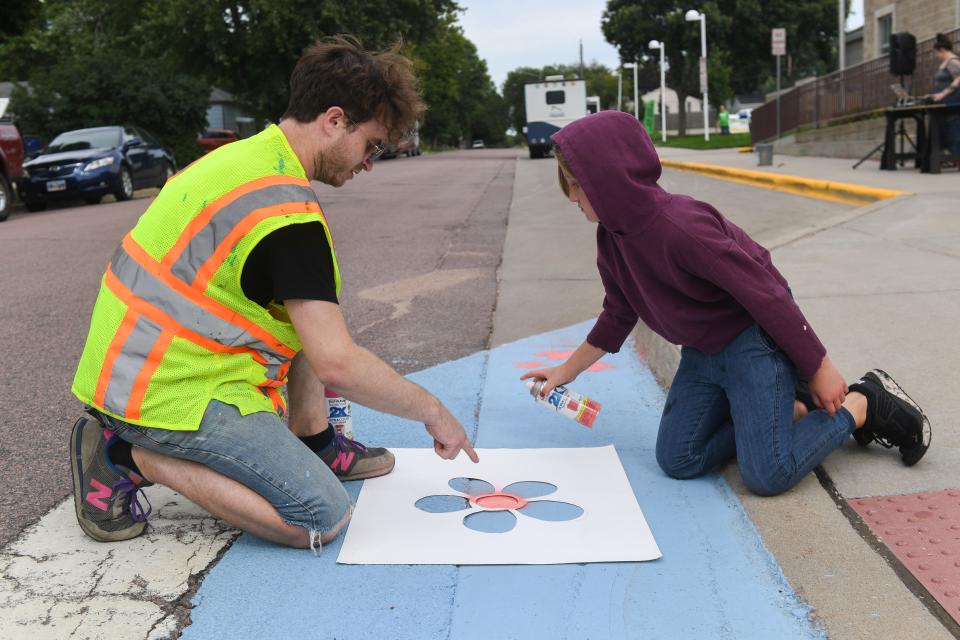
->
<box><xmin>46</xmin><ymin>179</ymin><xmax>66</xmax><ymax>192</ymax></box>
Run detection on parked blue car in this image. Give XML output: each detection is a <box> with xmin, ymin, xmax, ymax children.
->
<box><xmin>19</xmin><ymin>125</ymin><xmax>175</xmax><ymax>211</ymax></box>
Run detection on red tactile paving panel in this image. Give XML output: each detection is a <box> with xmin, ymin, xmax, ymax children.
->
<box><xmin>850</xmin><ymin>490</ymin><xmax>960</xmax><ymax>624</ymax></box>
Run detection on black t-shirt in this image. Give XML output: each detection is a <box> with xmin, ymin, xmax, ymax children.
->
<box><xmin>240</xmin><ymin>222</ymin><xmax>338</xmax><ymax>307</ymax></box>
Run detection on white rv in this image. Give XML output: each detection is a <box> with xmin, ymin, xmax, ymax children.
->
<box><xmin>523</xmin><ymin>76</ymin><xmax>589</xmax><ymax>159</ymax></box>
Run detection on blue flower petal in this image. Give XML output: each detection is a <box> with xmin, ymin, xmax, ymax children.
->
<box><xmin>414</xmin><ymin>495</ymin><xmax>472</xmax><ymax>513</ymax></box>
<box><xmin>448</xmin><ymin>477</ymin><xmax>494</xmax><ymax>496</ymax></box>
<box><xmin>502</xmin><ymin>481</ymin><xmax>557</xmax><ymax>499</ymax></box>
<box><xmin>463</xmin><ymin>509</ymin><xmax>517</xmax><ymax>533</ymax></box>
<box><xmin>518</xmin><ymin>500</ymin><xmax>584</xmax><ymax>522</ymax></box>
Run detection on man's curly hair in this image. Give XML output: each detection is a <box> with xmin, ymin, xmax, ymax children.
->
<box><xmin>283</xmin><ymin>35</ymin><xmax>426</xmax><ymax>144</ymax></box>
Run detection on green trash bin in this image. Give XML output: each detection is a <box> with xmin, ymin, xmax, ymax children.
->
<box><xmin>756</xmin><ymin>143</ymin><xmax>773</xmax><ymax>166</ymax></box>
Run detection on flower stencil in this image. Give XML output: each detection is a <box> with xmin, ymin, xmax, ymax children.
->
<box><xmin>415</xmin><ymin>477</ymin><xmax>584</xmax><ymax>533</ymax></box>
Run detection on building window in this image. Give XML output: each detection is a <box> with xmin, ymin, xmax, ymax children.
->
<box><xmin>875</xmin><ymin>5</ymin><xmax>894</xmax><ymax>56</ymax></box>
<box><xmin>546</xmin><ymin>91</ymin><xmax>566</xmax><ymax>105</ymax></box>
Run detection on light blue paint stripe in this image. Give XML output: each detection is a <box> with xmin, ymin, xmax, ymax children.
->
<box><xmin>182</xmin><ymin>321</ymin><xmax>824</xmax><ymax>640</ymax></box>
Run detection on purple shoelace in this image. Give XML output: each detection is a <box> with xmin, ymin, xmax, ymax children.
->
<box><xmin>112</xmin><ymin>478</ymin><xmax>153</xmax><ymax>523</ymax></box>
<box><xmin>332</xmin><ymin>431</ymin><xmax>367</xmax><ymax>454</ymax></box>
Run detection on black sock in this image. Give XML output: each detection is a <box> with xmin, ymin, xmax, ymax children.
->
<box><xmin>108</xmin><ymin>438</ymin><xmax>142</xmax><ymax>475</ymax></box>
<box><xmin>300</xmin><ymin>428</ymin><xmax>335</xmax><ymax>453</ymax></box>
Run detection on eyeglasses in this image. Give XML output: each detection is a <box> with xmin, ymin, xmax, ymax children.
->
<box><xmin>344</xmin><ymin>115</ymin><xmax>385</xmax><ymax>162</ymax></box>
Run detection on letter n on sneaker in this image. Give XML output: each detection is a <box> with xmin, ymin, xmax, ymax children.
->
<box><xmin>86</xmin><ymin>478</ymin><xmax>113</xmax><ymax>511</ymax></box>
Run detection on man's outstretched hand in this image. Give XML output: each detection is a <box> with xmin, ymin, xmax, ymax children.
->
<box><xmin>424</xmin><ymin>399</ymin><xmax>479</xmax><ymax>463</ymax></box>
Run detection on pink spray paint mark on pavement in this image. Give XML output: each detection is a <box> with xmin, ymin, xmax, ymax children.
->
<box><xmin>514</xmin><ymin>361</ymin><xmax>545</xmax><ymax>369</ymax></box>
<box><xmin>530</xmin><ymin>351</ymin><xmax>615</xmax><ymax>372</ymax></box>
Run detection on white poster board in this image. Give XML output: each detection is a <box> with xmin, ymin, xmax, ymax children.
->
<box><xmin>337</xmin><ymin>446</ymin><xmax>661</xmax><ymax>565</ymax></box>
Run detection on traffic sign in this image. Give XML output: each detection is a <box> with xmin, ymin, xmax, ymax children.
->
<box><xmin>771</xmin><ymin>28</ymin><xmax>786</xmax><ymax>56</ymax></box>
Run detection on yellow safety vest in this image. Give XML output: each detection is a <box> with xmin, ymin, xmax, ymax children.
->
<box><xmin>72</xmin><ymin>125</ymin><xmax>341</xmax><ymax>430</ymax></box>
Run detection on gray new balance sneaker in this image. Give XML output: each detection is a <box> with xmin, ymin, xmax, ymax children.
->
<box><xmin>318</xmin><ymin>431</ymin><xmax>395</xmax><ymax>481</ymax></box>
<box><xmin>70</xmin><ymin>416</ymin><xmax>152</xmax><ymax>542</ymax></box>
<box><xmin>849</xmin><ymin>369</ymin><xmax>932</xmax><ymax>466</ymax></box>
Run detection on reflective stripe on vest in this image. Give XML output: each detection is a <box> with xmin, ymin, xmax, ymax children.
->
<box><xmin>161</xmin><ymin>176</ymin><xmax>321</xmax><ymax>287</ymax></box>
<box><xmin>93</xmin><ymin>312</ymin><xmax>174</xmax><ymax>421</ymax></box>
<box><xmin>92</xmin><ymin>176</ymin><xmax>324</xmax><ymax>419</ymax></box>
<box><xmin>111</xmin><ymin>237</ymin><xmax>291</xmax><ymax>368</ymax></box>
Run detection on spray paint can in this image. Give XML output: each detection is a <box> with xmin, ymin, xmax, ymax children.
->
<box><xmin>324</xmin><ymin>387</ymin><xmax>354</xmax><ymax>440</ymax></box>
<box><xmin>526</xmin><ymin>380</ymin><xmax>601</xmax><ymax>428</ymax></box>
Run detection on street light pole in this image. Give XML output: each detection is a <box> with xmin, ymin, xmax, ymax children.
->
<box><xmin>623</xmin><ymin>62</ymin><xmax>638</xmax><ymax>119</ymax></box>
<box><xmin>648</xmin><ymin>40</ymin><xmax>666</xmax><ymax>142</ymax></box>
<box><xmin>686</xmin><ymin>9</ymin><xmax>709</xmax><ymax>141</ymax></box>
<box><xmin>617</xmin><ymin>67</ymin><xmax>622</xmax><ymax>111</ymax></box>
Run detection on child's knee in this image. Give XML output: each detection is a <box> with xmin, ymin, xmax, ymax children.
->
<box><xmin>740</xmin><ymin>468</ymin><xmax>793</xmax><ymax>497</ymax></box>
<box><xmin>656</xmin><ymin>448</ymin><xmax>708</xmax><ymax>480</ymax></box>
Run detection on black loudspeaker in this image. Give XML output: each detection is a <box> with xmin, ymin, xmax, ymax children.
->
<box><xmin>889</xmin><ymin>32</ymin><xmax>917</xmax><ymax>76</ymax></box>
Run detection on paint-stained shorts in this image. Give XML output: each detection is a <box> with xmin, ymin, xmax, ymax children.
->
<box><xmin>100</xmin><ymin>400</ymin><xmax>352</xmax><ymax>540</ymax></box>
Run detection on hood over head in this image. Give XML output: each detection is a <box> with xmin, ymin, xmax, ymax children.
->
<box><xmin>551</xmin><ymin>110</ymin><xmax>668</xmax><ymax>234</ymax></box>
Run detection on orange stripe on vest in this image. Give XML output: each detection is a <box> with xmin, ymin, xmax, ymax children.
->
<box><xmin>93</xmin><ymin>310</ymin><xmax>141</xmax><ymax>407</ymax></box>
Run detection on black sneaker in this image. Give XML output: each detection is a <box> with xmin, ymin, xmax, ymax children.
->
<box><xmin>318</xmin><ymin>432</ymin><xmax>395</xmax><ymax>481</ymax></box>
<box><xmin>849</xmin><ymin>369</ymin><xmax>931</xmax><ymax>466</ymax></box>
<box><xmin>70</xmin><ymin>416</ymin><xmax>153</xmax><ymax>542</ymax></box>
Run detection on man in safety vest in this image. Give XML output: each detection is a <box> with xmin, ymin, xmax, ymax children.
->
<box><xmin>68</xmin><ymin>37</ymin><xmax>479</xmax><ymax>551</ymax></box>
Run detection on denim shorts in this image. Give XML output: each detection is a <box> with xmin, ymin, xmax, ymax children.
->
<box><xmin>101</xmin><ymin>400</ymin><xmax>352</xmax><ymax>540</ymax></box>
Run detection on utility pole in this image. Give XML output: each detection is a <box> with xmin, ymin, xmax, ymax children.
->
<box><xmin>579</xmin><ymin>40</ymin><xmax>584</xmax><ymax>79</ymax></box>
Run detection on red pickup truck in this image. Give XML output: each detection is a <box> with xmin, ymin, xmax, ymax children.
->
<box><xmin>0</xmin><ymin>121</ymin><xmax>25</xmax><ymax>222</ymax></box>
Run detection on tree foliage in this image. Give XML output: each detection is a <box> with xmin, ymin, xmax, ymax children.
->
<box><xmin>3</xmin><ymin>0</ymin><xmax>210</xmax><ymax>163</ymax></box>
<box><xmin>1</xmin><ymin>0</ymin><xmax>504</xmax><ymax>161</ymax></box>
<box><xmin>602</xmin><ymin>0</ymin><xmax>839</xmax><ymax>134</ymax></box>
<box><xmin>136</xmin><ymin>0</ymin><xmax>461</xmax><ymax>121</ymax></box>
<box><xmin>410</xmin><ymin>16</ymin><xmax>507</xmax><ymax>147</ymax></box>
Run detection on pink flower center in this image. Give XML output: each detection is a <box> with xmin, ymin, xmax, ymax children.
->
<box><xmin>470</xmin><ymin>492</ymin><xmax>528</xmax><ymax>510</ymax></box>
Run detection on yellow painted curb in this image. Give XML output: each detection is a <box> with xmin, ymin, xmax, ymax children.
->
<box><xmin>660</xmin><ymin>159</ymin><xmax>909</xmax><ymax>206</ymax></box>
<box><xmin>735</xmin><ymin>146</ymin><xmax>754</xmax><ymax>153</ymax></box>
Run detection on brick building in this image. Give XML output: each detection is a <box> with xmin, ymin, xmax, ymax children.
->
<box><xmin>863</xmin><ymin>0</ymin><xmax>960</xmax><ymax>60</ymax></box>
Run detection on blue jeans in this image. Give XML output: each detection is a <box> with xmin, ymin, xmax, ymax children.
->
<box><xmin>655</xmin><ymin>324</ymin><xmax>856</xmax><ymax>496</ymax></box>
<box><xmin>101</xmin><ymin>400</ymin><xmax>352</xmax><ymax>538</ymax></box>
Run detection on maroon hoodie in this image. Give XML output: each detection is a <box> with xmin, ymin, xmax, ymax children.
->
<box><xmin>551</xmin><ymin>111</ymin><xmax>826</xmax><ymax>377</ymax></box>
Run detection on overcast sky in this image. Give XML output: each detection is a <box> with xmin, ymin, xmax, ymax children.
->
<box><xmin>456</xmin><ymin>0</ymin><xmax>864</xmax><ymax>92</ymax></box>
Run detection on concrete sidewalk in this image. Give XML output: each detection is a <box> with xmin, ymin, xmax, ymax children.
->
<box><xmin>645</xmin><ymin>149</ymin><xmax>960</xmax><ymax>638</ymax></box>
<box><xmin>496</xmin><ymin>149</ymin><xmax>960</xmax><ymax>639</ymax></box>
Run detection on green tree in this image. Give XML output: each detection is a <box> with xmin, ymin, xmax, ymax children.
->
<box><xmin>2</xmin><ymin>0</ymin><xmax>496</xmax><ymax>158</ymax></box>
<box><xmin>603</xmin><ymin>0</ymin><xmax>733</xmax><ymax>135</ymax></box>
<box><xmin>5</xmin><ymin>0</ymin><xmax>209</xmax><ymax>164</ymax></box>
<box><xmin>0</xmin><ymin>0</ymin><xmax>42</xmax><ymax>40</ymax></box>
<box><xmin>721</xmin><ymin>0</ymin><xmax>840</xmax><ymax>95</ymax></box>
<box><xmin>410</xmin><ymin>16</ymin><xmax>505</xmax><ymax>147</ymax></box>
<box><xmin>137</xmin><ymin>0</ymin><xmax>460</xmax><ymax>122</ymax></box>
<box><xmin>602</xmin><ymin>0</ymin><xmax>839</xmax><ymax>134</ymax></box>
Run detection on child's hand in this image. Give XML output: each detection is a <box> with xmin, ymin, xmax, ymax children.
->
<box><xmin>520</xmin><ymin>366</ymin><xmax>573</xmax><ymax>399</ymax></box>
<box><xmin>808</xmin><ymin>356</ymin><xmax>848</xmax><ymax>416</ymax></box>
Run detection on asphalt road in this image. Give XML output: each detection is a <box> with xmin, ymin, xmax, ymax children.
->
<box><xmin>0</xmin><ymin>147</ymin><xmax>847</xmax><ymax>549</ymax></box>
<box><xmin>0</xmin><ymin>148</ymin><xmax>516</xmax><ymax>546</ymax></box>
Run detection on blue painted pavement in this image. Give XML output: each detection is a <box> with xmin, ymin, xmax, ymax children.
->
<box><xmin>182</xmin><ymin>321</ymin><xmax>824</xmax><ymax>640</ymax></box>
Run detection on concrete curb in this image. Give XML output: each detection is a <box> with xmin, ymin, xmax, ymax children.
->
<box><xmin>660</xmin><ymin>159</ymin><xmax>909</xmax><ymax>206</ymax></box>
<box><xmin>631</xmin><ymin>323</ymin><xmax>680</xmax><ymax>391</ymax></box>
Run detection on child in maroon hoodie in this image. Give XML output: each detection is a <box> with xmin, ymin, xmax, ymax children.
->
<box><xmin>522</xmin><ymin>111</ymin><xmax>930</xmax><ymax>496</ymax></box>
